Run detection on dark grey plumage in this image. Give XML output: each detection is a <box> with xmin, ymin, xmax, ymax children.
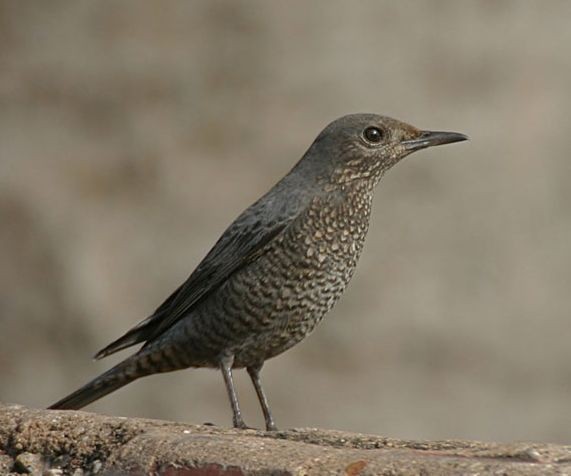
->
<box><xmin>49</xmin><ymin>114</ymin><xmax>467</xmax><ymax>430</ymax></box>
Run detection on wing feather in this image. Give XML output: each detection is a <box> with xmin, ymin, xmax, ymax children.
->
<box><xmin>94</xmin><ymin>181</ymin><xmax>310</xmax><ymax>358</ymax></box>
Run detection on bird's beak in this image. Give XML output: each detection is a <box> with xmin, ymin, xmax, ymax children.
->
<box><xmin>401</xmin><ymin>130</ymin><xmax>469</xmax><ymax>152</ymax></box>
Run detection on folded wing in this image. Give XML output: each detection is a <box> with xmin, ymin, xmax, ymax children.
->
<box><xmin>95</xmin><ymin>186</ymin><xmax>308</xmax><ymax>359</ymax></box>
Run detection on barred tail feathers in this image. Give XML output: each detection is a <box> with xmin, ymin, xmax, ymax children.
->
<box><xmin>48</xmin><ymin>358</ymin><xmax>141</xmax><ymax>410</ymax></box>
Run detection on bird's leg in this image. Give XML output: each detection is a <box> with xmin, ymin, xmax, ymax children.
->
<box><xmin>247</xmin><ymin>363</ymin><xmax>277</xmax><ymax>431</ymax></box>
<box><xmin>219</xmin><ymin>354</ymin><xmax>248</xmax><ymax>429</ymax></box>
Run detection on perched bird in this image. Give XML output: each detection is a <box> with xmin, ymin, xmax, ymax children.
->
<box><xmin>49</xmin><ymin>114</ymin><xmax>467</xmax><ymax>430</ymax></box>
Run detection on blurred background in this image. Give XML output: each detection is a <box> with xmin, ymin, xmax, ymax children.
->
<box><xmin>1</xmin><ymin>1</ymin><xmax>571</xmax><ymax>444</ymax></box>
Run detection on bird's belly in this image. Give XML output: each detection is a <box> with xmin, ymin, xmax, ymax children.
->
<box><xmin>221</xmin><ymin>239</ymin><xmax>363</xmax><ymax>365</ymax></box>
<box><xmin>231</xmin><ymin>279</ymin><xmax>343</xmax><ymax>367</ymax></box>
<box><xmin>180</xmin><ymin>202</ymin><xmax>370</xmax><ymax>367</ymax></box>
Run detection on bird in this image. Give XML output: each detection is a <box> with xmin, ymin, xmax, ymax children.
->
<box><xmin>49</xmin><ymin>113</ymin><xmax>468</xmax><ymax>431</ymax></box>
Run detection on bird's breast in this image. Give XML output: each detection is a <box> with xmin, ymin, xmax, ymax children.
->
<box><xmin>184</xmin><ymin>187</ymin><xmax>376</xmax><ymax>366</ymax></box>
<box><xmin>229</xmin><ymin>189</ymin><xmax>375</xmax><ymax>362</ymax></box>
<box><xmin>255</xmin><ymin>189</ymin><xmax>375</xmax><ymax>320</ymax></box>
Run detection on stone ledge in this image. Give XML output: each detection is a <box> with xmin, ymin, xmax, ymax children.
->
<box><xmin>0</xmin><ymin>403</ymin><xmax>570</xmax><ymax>475</ymax></box>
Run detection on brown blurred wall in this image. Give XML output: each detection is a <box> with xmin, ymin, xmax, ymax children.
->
<box><xmin>1</xmin><ymin>1</ymin><xmax>571</xmax><ymax>443</ymax></box>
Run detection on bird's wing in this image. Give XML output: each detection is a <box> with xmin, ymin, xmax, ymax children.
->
<box><xmin>94</xmin><ymin>190</ymin><xmax>304</xmax><ymax>359</ymax></box>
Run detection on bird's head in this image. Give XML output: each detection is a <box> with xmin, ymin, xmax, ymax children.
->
<box><xmin>300</xmin><ymin>113</ymin><xmax>468</xmax><ymax>189</ymax></box>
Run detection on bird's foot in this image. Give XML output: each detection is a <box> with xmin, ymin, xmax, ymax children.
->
<box><xmin>265</xmin><ymin>420</ymin><xmax>278</xmax><ymax>432</ymax></box>
<box><xmin>233</xmin><ymin>418</ymin><xmax>253</xmax><ymax>430</ymax></box>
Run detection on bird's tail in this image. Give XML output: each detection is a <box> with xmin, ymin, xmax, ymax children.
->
<box><xmin>48</xmin><ymin>357</ymin><xmax>142</xmax><ymax>410</ymax></box>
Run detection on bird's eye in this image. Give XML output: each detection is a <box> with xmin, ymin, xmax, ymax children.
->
<box><xmin>363</xmin><ymin>126</ymin><xmax>384</xmax><ymax>144</ymax></box>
